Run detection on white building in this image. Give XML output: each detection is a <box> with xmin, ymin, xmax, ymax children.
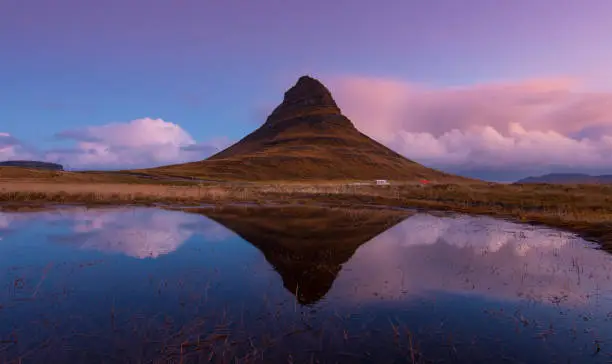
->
<box><xmin>375</xmin><ymin>179</ymin><xmax>389</xmax><ymax>185</ymax></box>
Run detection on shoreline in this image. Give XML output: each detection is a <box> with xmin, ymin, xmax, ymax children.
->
<box><xmin>1</xmin><ymin>180</ymin><xmax>612</xmax><ymax>251</ymax></box>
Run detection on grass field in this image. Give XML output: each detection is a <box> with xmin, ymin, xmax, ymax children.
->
<box><xmin>1</xmin><ymin>167</ymin><xmax>611</xmax><ymax>251</ymax></box>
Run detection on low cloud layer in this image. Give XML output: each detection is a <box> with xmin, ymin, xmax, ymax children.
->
<box><xmin>330</xmin><ymin>77</ymin><xmax>612</xmax><ymax>180</ymax></box>
<box><xmin>1</xmin><ymin>118</ymin><xmax>229</xmax><ymax>170</ymax></box>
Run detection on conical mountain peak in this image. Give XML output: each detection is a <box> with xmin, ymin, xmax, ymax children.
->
<box><xmin>145</xmin><ymin>74</ymin><xmax>468</xmax><ymax>182</ymax></box>
<box><xmin>265</xmin><ymin>75</ymin><xmax>343</xmax><ymax>126</ymax></box>
<box><xmin>285</xmin><ymin>75</ymin><xmax>338</xmax><ymax>108</ymax></box>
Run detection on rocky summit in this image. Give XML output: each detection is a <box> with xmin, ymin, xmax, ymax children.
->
<box><xmin>262</xmin><ymin>75</ymin><xmax>346</xmax><ymax>128</ymax></box>
<box><xmin>141</xmin><ymin>75</ymin><xmax>467</xmax><ymax>181</ymax></box>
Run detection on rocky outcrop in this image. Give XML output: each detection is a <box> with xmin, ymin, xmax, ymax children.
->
<box><xmin>263</xmin><ymin>75</ymin><xmax>347</xmax><ymax>128</ymax></box>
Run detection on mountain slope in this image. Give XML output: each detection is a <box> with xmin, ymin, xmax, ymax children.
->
<box><xmin>516</xmin><ymin>173</ymin><xmax>612</xmax><ymax>184</ymax></box>
<box><xmin>141</xmin><ymin>76</ymin><xmax>470</xmax><ymax>182</ymax></box>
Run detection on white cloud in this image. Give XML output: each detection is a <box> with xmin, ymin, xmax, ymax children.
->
<box><xmin>2</xmin><ymin>118</ymin><xmax>228</xmax><ymax>170</ymax></box>
<box><xmin>46</xmin><ymin>118</ymin><xmax>223</xmax><ymax>169</ymax></box>
<box><xmin>388</xmin><ymin>123</ymin><xmax>612</xmax><ymax>170</ymax></box>
<box><xmin>329</xmin><ymin>76</ymin><xmax>612</xmax><ymax>178</ymax></box>
<box><xmin>0</xmin><ymin>133</ymin><xmax>36</xmax><ymax>161</ymax></box>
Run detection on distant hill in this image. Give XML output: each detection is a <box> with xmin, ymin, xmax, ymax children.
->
<box><xmin>0</xmin><ymin>160</ymin><xmax>63</xmax><ymax>171</ymax></box>
<box><xmin>139</xmin><ymin>76</ymin><xmax>471</xmax><ymax>182</ymax></box>
<box><xmin>515</xmin><ymin>173</ymin><xmax>612</xmax><ymax>184</ymax></box>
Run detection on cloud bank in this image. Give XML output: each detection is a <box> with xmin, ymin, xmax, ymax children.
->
<box><xmin>1</xmin><ymin>118</ymin><xmax>229</xmax><ymax>170</ymax></box>
<box><xmin>330</xmin><ymin>77</ymin><xmax>612</xmax><ymax>180</ymax></box>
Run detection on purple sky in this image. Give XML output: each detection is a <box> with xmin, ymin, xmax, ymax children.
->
<box><xmin>2</xmin><ymin>0</ymin><xmax>612</xmax><ymax>180</ymax></box>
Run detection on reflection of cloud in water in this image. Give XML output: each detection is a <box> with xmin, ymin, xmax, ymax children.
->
<box><xmin>0</xmin><ymin>207</ymin><xmax>234</xmax><ymax>259</ymax></box>
<box><xmin>331</xmin><ymin>214</ymin><xmax>612</xmax><ymax>306</ymax></box>
<box><xmin>0</xmin><ymin>215</ymin><xmax>9</xmax><ymax>229</ymax></box>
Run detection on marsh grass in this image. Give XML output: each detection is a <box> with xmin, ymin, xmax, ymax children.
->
<box><xmin>1</xmin><ymin>180</ymin><xmax>612</xmax><ymax>250</ymax></box>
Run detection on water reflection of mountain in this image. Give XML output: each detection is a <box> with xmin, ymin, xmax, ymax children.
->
<box><xmin>192</xmin><ymin>206</ymin><xmax>411</xmax><ymax>305</ymax></box>
<box><xmin>194</xmin><ymin>207</ymin><xmax>612</xmax><ymax>307</ymax></box>
<box><xmin>4</xmin><ymin>206</ymin><xmax>610</xmax><ymax>308</ymax></box>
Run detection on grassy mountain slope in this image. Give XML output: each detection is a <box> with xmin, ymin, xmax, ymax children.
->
<box><xmin>139</xmin><ymin>76</ymin><xmax>472</xmax><ymax>182</ymax></box>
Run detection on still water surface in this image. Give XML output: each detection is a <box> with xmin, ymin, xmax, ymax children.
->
<box><xmin>0</xmin><ymin>206</ymin><xmax>611</xmax><ymax>363</ymax></box>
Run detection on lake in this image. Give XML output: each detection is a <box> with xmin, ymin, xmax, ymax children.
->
<box><xmin>0</xmin><ymin>205</ymin><xmax>611</xmax><ymax>363</ymax></box>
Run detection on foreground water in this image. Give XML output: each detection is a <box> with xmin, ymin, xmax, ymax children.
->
<box><xmin>0</xmin><ymin>206</ymin><xmax>611</xmax><ymax>363</ymax></box>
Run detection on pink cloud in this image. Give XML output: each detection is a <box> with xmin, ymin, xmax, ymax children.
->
<box><xmin>0</xmin><ymin>133</ymin><xmax>37</xmax><ymax>161</ymax></box>
<box><xmin>3</xmin><ymin>118</ymin><xmax>229</xmax><ymax>170</ymax></box>
<box><xmin>328</xmin><ymin>76</ymin><xmax>612</xmax><ymax>174</ymax></box>
<box><xmin>45</xmin><ymin>118</ymin><xmax>226</xmax><ymax>169</ymax></box>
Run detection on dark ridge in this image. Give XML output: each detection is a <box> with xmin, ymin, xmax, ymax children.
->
<box><xmin>0</xmin><ymin>160</ymin><xmax>64</xmax><ymax>171</ymax></box>
<box><xmin>515</xmin><ymin>173</ymin><xmax>612</xmax><ymax>184</ymax></box>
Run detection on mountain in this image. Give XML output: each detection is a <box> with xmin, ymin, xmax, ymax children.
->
<box><xmin>515</xmin><ymin>173</ymin><xmax>612</xmax><ymax>184</ymax></box>
<box><xmin>0</xmin><ymin>160</ymin><xmax>63</xmax><ymax>171</ymax></box>
<box><xmin>140</xmin><ymin>76</ymin><xmax>469</xmax><ymax>182</ymax></box>
<box><xmin>188</xmin><ymin>205</ymin><xmax>410</xmax><ymax>305</ymax></box>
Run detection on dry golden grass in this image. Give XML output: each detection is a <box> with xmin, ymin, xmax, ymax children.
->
<box><xmin>0</xmin><ymin>182</ymin><xmax>232</xmax><ymax>205</ymax></box>
<box><xmin>0</xmin><ymin>166</ymin><xmax>203</xmax><ymax>185</ymax></box>
<box><xmin>1</xmin><ymin>179</ymin><xmax>612</xmax><ymax>250</ymax></box>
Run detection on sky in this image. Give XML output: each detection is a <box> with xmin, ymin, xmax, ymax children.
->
<box><xmin>2</xmin><ymin>0</ymin><xmax>612</xmax><ymax>181</ymax></box>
